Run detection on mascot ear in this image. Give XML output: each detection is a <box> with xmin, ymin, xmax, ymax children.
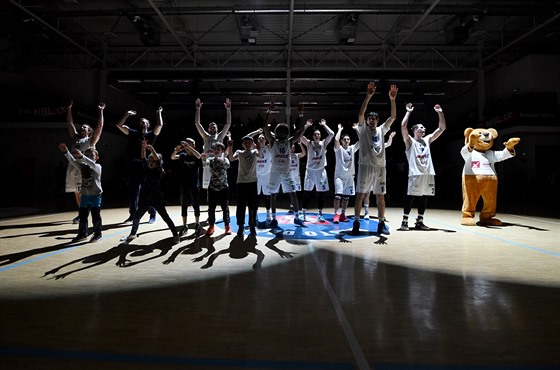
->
<box><xmin>488</xmin><ymin>128</ymin><xmax>498</xmax><ymax>139</ymax></box>
<box><xmin>464</xmin><ymin>128</ymin><xmax>474</xmax><ymax>143</ymax></box>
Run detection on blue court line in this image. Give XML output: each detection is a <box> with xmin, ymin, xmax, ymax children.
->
<box><xmin>425</xmin><ymin>218</ymin><xmax>560</xmax><ymax>257</ymax></box>
<box><xmin>0</xmin><ymin>230</ymin><xmax>128</xmax><ymax>273</ymax></box>
<box><xmin>0</xmin><ymin>346</ymin><xmax>354</xmax><ymax>369</ymax></box>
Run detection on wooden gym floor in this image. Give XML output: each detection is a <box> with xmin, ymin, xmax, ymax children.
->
<box><xmin>0</xmin><ymin>205</ymin><xmax>559</xmax><ymax>370</ymax></box>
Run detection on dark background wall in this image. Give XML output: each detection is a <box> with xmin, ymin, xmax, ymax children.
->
<box><xmin>1</xmin><ymin>55</ymin><xmax>558</xmax><ymax>218</ymax></box>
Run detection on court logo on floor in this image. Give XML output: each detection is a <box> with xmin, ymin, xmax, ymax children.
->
<box><xmin>227</xmin><ymin>212</ymin><xmax>386</xmax><ymax>240</ymax></box>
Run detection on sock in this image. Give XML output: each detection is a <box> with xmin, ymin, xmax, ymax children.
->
<box><xmin>416</xmin><ymin>215</ymin><xmax>424</xmax><ymax>223</ymax></box>
<box><xmin>302</xmin><ymin>208</ymin><xmax>307</xmax><ymax>215</ymax></box>
<box><xmin>272</xmin><ymin>212</ymin><xmax>276</xmax><ymax>219</ymax></box>
<box><xmin>341</xmin><ymin>208</ymin><xmax>346</xmax><ymax>214</ymax></box>
<box><xmin>364</xmin><ymin>204</ymin><xmax>369</xmax><ymax>213</ymax></box>
<box><xmin>334</xmin><ymin>208</ymin><xmax>339</xmax><ymax>215</ymax></box>
<box><xmin>402</xmin><ymin>215</ymin><xmax>409</xmax><ymax>223</ymax></box>
<box><xmin>318</xmin><ymin>209</ymin><xmax>323</xmax><ymax>216</ymax></box>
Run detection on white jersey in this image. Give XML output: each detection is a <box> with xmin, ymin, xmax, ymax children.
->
<box><xmin>405</xmin><ymin>133</ymin><xmax>436</xmax><ymax>176</ymax></box>
<box><xmin>461</xmin><ymin>146</ymin><xmax>514</xmax><ymax>176</ymax></box>
<box><xmin>257</xmin><ymin>145</ymin><xmax>272</xmax><ymax>176</ymax></box>
<box><xmin>73</xmin><ymin>136</ymin><xmax>92</xmax><ymax>151</ymax></box>
<box><xmin>270</xmin><ymin>138</ymin><xmax>291</xmax><ymax>173</ymax></box>
<box><xmin>334</xmin><ymin>143</ymin><xmax>359</xmax><ymax>178</ymax></box>
<box><xmin>305</xmin><ymin>140</ymin><xmax>328</xmax><ymax>170</ymax></box>
<box><xmin>289</xmin><ymin>153</ymin><xmax>302</xmax><ymax>191</ymax></box>
<box><xmin>203</xmin><ymin>132</ymin><xmax>228</xmax><ymax>157</ymax></box>
<box><xmin>64</xmin><ymin>151</ymin><xmax>102</xmax><ymax>196</ymax></box>
<box><xmin>356</xmin><ymin>123</ymin><xmax>388</xmax><ymax>167</ymax></box>
<box><xmin>234</xmin><ymin>148</ymin><xmax>259</xmax><ymax>183</ymax></box>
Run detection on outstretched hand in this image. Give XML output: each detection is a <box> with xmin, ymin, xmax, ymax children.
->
<box><xmin>367</xmin><ymin>82</ymin><xmax>376</xmax><ymax>95</ymax></box>
<box><xmin>388</xmin><ymin>84</ymin><xmax>398</xmax><ymax>99</ymax></box>
<box><xmin>434</xmin><ymin>104</ymin><xmax>443</xmax><ymax>113</ymax></box>
<box><xmin>406</xmin><ymin>103</ymin><xmax>414</xmax><ymax>112</ymax></box>
<box><xmin>224</xmin><ymin>98</ymin><xmax>231</xmax><ymax>109</ymax></box>
<box><xmin>504</xmin><ymin>137</ymin><xmax>521</xmax><ymax>151</ymax></box>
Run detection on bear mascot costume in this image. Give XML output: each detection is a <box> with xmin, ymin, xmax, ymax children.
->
<box><xmin>461</xmin><ymin>128</ymin><xmax>520</xmax><ymax>226</ymax></box>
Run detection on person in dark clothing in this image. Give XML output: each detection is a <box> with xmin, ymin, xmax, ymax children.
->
<box><xmin>125</xmin><ymin>141</ymin><xmax>180</xmax><ymax>245</ymax></box>
<box><xmin>171</xmin><ymin>137</ymin><xmax>203</xmax><ymax>236</ymax></box>
<box><xmin>116</xmin><ymin>106</ymin><xmax>164</xmax><ymax>224</ymax></box>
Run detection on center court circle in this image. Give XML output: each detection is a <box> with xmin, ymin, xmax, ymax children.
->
<box><xmin>223</xmin><ymin>212</ymin><xmax>388</xmax><ymax>240</ymax></box>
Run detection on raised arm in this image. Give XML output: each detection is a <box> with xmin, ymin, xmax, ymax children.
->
<box><xmin>222</xmin><ymin>98</ymin><xmax>232</xmax><ymax>134</ymax></box>
<box><xmin>226</xmin><ymin>139</ymin><xmax>237</xmax><ymax>161</ymax></box>
<box><xmin>183</xmin><ymin>141</ymin><xmax>202</xmax><ymax>159</ymax></box>
<box><xmin>320</xmin><ymin>119</ymin><xmax>335</xmax><ymax>145</ymax></box>
<box><xmin>153</xmin><ymin>106</ymin><xmax>163</xmax><ymax>136</ymax></box>
<box><xmin>385</xmin><ymin>131</ymin><xmax>396</xmax><ymax>148</ymax></box>
<box><xmin>401</xmin><ymin>103</ymin><xmax>414</xmax><ymax>149</ymax></box>
<box><xmin>90</xmin><ymin>102</ymin><xmax>105</xmax><ymax>147</ymax></box>
<box><xmin>171</xmin><ymin>144</ymin><xmax>184</xmax><ymax>160</ymax></box>
<box><xmin>298</xmin><ymin>140</ymin><xmax>307</xmax><ymax>158</ymax></box>
<box><xmin>116</xmin><ymin>110</ymin><xmax>136</xmax><ymax>135</ymax></box>
<box><xmin>358</xmin><ymin>82</ymin><xmax>376</xmax><ymax>125</ymax></box>
<box><xmin>66</xmin><ymin>100</ymin><xmax>79</xmax><ymax>139</ymax></box>
<box><xmin>383</xmin><ymin>84</ymin><xmax>399</xmax><ymax>130</ymax></box>
<box><xmin>194</xmin><ymin>98</ymin><xmax>208</xmax><ymax>138</ymax></box>
<box><xmin>334</xmin><ymin>123</ymin><xmax>343</xmax><ymax>149</ymax></box>
<box><xmin>428</xmin><ymin>104</ymin><xmax>446</xmax><ymax>143</ymax></box>
<box><xmin>291</xmin><ymin>119</ymin><xmax>313</xmax><ymax>144</ymax></box>
<box><xmin>247</xmin><ymin>128</ymin><xmax>263</xmax><ymax>138</ymax></box>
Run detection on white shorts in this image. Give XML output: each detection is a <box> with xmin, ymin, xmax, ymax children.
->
<box><xmin>65</xmin><ymin>166</ymin><xmax>81</xmax><ymax>193</ymax></box>
<box><xmin>268</xmin><ymin>171</ymin><xmax>297</xmax><ymax>194</ymax></box>
<box><xmin>202</xmin><ymin>166</ymin><xmax>211</xmax><ymax>189</ymax></box>
<box><xmin>257</xmin><ymin>172</ymin><xmax>271</xmax><ymax>195</ymax></box>
<box><xmin>291</xmin><ymin>172</ymin><xmax>302</xmax><ymax>192</ymax></box>
<box><xmin>407</xmin><ymin>175</ymin><xmax>435</xmax><ymax>196</ymax></box>
<box><xmin>334</xmin><ymin>174</ymin><xmax>355</xmax><ymax>196</ymax></box>
<box><xmin>356</xmin><ymin>164</ymin><xmax>386</xmax><ymax>194</ymax></box>
<box><xmin>303</xmin><ymin>168</ymin><xmax>329</xmax><ymax>192</ymax></box>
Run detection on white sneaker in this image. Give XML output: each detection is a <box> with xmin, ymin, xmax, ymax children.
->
<box><xmin>363</xmin><ymin>212</ymin><xmax>370</xmax><ymax>220</ymax></box>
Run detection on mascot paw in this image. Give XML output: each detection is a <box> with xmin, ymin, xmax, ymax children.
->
<box><xmin>478</xmin><ymin>218</ymin><xmax>502</xmax><ymax>226</ymax></box>
<box><xmin>461</xmin><ymin>218</ymin><xmax>477</xmax><ymax>226</ymax></box>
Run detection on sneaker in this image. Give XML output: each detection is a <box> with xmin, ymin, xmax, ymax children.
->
<box><xmin>236</xmin><ymin>229</ymin><xmax>244</xmax><ymax>238</ymax></box>
<box><xmin>317</xmin><ymin>214</ymin><xmax>325</xmax><ymax>222</ymax></box>
<box><xmin>351</xmin><ymin>220</ymin><xmax>360</xmax><ymax>235</ymax></box>
<box><xmin>414</xmin><ymin>221</ymin><xmax>430</xmax><ymax>231</ymax></box>
<box><xmin>363</xmin><ymin>212</ymin><xmax>370</xmax><ymax>220</ymax></box>
<box><xmin>148</xmin><ymin>215</ymin><xmax>156</xmax><ymax>224</ymax></box>
<box><xmin>269</xmin><ymin>219</ymin><xmax>278</xmax><ymax>228</ymax></box>
<box><xmin>333</xmin><ymin>214</ymin><xmax>340</xmax><ymax>224</ymax></box>
<box><xmin>377</xmin><ymin>221</ymin><xmax>390</xmax><ymax>235</ymax></box>
<box><xmin>249</xmin><ymin>227</ymin><xmax>257</xmax><ymax>236</ymax></box>
<box><xmin>72</xmin><ymin>216</ymin><xmax>80</xmax><ymax>224</ymax></box>
<box><xmin>90</xmin><ymin>233</ymin><xmax>102</xmax><ymax>243</ymax></box>
<box><xmin>179</xmin><ymin>225</ymin><xmax>188</xmax><ymax>236</ymax></box>
<box><xmin>398</xmin><ymin>222</ymin><xmax>410</xmax><ymax>231</ymax></box>
<box><xmin>339</xmin><ymin>213</ymin><xmax>349</xmax><ymax>222</ymax></box>
<box><xmin>288</xmin><ymin>207</ymin><xmax>295</xmax><ymax>214</ymax></box>
<box><xmin>123</xmin><ymin>215</ymin><xmax>133</xmax><ymax>224</ymax></box>
<box><xmin>266</xmin><ymin>215</ymin><xmax>273</xmax><ymax>223</ymax></box>
<box><xmin>302</xmin><ymin>214</ymin><xmax>308</xmax><ymax>222</ymax></box>
<box><xmin>225</xmin><ymin>225</ymin><xmax>232</xmax><ymax>235</ymax></box>
<box><xmin>294</xmin><ymin>217</ymin><xmax>306</xmax><ymax>227</ymax></box>
<box><xmin>72</xmin><ymin>234</ymin><xmax>88</xmax><ymax>243</ymax></box>
<box><xmin>126</xmin><ymin>234</ymin><xmax>138</xmax><ymax>243</ymax></box>
<box><xmin>173</xmin><ymin>235</ymin><xmax>180</xmax><ymax>244</ymax></box>
<box><xmin>205</xmin><ymin>225</ymin><xmax>215</xmax><ymax>236</ymax></box>
<box><xmin>194</xmin><ymin>223</ymin><xmax>202</xmax><ymax>235</ymax></box>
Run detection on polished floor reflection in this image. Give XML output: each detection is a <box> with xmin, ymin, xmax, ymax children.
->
<box><xmin>1</xmin><ymin>206</ymin><xmax>559</xmax><ymax>370</ymax></box>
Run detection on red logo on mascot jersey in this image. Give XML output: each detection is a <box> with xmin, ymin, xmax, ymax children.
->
<box><xmin>471</xmin><ymin>161</ymin><xmax>481</xmax><ymax>169</ymax></box>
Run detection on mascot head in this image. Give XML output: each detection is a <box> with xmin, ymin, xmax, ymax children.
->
<box><xmin>464</xmin><ymin>127</ymin><xmax>498</xmax><ymax>152</ymax></box>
